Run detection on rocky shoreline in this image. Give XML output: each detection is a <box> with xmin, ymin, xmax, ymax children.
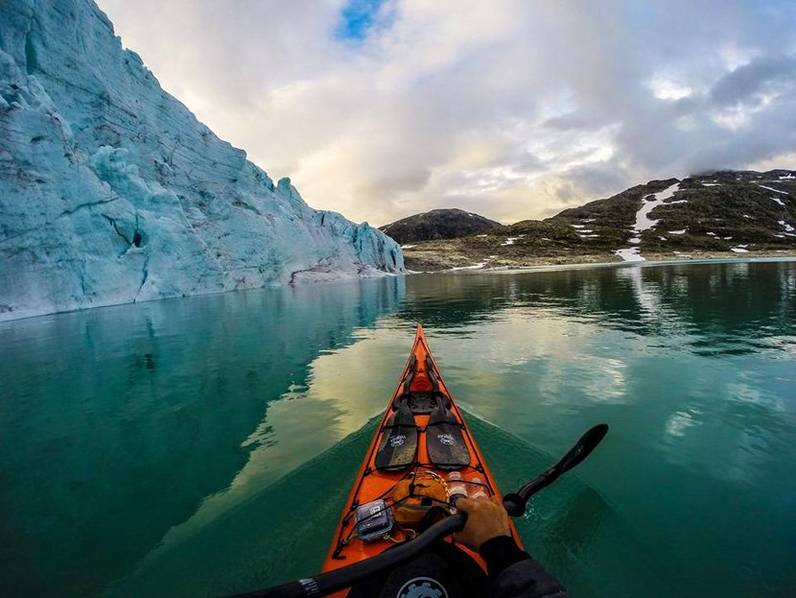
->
<box><xmin>403</xmin><ymin>243</ymin><xmax>796</xmax><ymax>273</ymax></box>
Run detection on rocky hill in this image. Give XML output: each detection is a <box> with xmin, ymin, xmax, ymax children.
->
<box><xmin>0</xmin><ymin>0</ymin><xmax>403</xmax><ymax>321</ymax></box>
<box><xmin>380</xmin><ymin>208</ymin><xmax>502</xmax><ymax>244</ymax></box>
<box><xmin>401</xmin><ymin>170</ymin><xmax>796</xmax><ymax>271</ymax></box>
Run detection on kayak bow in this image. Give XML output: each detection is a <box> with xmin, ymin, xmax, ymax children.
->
<box><xmin>234</xmin><ymin>326</ymin><xmax>609</xmax><ymax>598</ymax></box>
<box><xmin>320</xmin><ymin>324</ymin><xmax>520</xmax><ymax>595</ymax></box>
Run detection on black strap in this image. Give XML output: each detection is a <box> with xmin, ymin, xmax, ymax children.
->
<box><xmin>402</xmin><ymin>355</ymin><xmax>417</xmax><ymax>395</ymax></box>
<box><xmin>425</xmin><ymin>356</ymin><xmax>440</xmax><ymax>392</ymax></box>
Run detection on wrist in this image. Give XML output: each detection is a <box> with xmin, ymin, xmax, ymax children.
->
<box><xmin>479</xmin><ymin>534</ymin><xmax>528</xmax><ymax>577</ymax></box>
<box><xmin>473</xmin><ymin>530</ymin><xmax>511</xmax><ymax>551</ymax></box>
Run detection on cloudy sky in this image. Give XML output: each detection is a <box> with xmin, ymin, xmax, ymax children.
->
<box><xmin>98</xmin><ymin>0</ymin><xmax>796</xmax><ymax>226</ymax></box>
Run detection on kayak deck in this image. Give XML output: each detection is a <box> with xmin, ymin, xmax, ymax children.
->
<box><xmin>321</xmin><ymin>324</ymin><xmax>519</xmax><ymax>596</ymax></box>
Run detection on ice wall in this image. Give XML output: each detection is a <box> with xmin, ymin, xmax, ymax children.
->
<box><xmin>0</xmin><ymin>0</ymin><xmax>403</xmax><ymax>321</ymax></box>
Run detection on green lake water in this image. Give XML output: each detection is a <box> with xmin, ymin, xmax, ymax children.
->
<box><xmin>1</xmin><ymin>261</ymin><xmax>795</xmax><ymax>597</ymax></box>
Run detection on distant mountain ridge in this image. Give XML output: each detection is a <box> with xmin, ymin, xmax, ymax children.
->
<box><xmin>397</xmin><ymin>170</ymin><xmax>796</xmax><ymax>271</ymax></box>
<box><xmin>379</xmin><ymin>208</ymin><xmax>502</xmax><ymax>244</ymax></box>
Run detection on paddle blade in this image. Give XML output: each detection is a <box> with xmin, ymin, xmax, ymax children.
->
<box><xmin>504</xmin><ymin>424</ymin><xmax>609</xmax><ymax>517</ymax></box>
<box><xmin>555</xmin><ymin>424</ymin><xmax>608</xmax><ymax>474</ymax></box>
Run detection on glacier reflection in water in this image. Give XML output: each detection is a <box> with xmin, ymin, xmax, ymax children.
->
<box><xmin>1</xmin><ymin>261</ymin><xmax>795</xmax><ymax>597</ymax></box>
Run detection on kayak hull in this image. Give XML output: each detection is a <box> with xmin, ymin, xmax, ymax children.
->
<box><xmin>321</xmin><ymin>324</ymin><xmax>520</xmax><ymax>596</ymax></box>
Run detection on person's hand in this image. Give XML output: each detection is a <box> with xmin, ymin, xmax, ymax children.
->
<box><xmin>454</xmin><ymin>496</ymin><xmax>512</xmax><ymax>550</ymax></box>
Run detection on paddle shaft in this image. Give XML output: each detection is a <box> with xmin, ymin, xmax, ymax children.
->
<box><xmin>233</xmin><ymin>514</ymin><xmax>466</xmax><ymax>598</ymax></box>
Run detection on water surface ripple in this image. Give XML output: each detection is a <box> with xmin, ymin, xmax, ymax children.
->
<box><xmin>1</xmin><ymin>261</ymin><xmax>794</xmax><ymax>597</ymax></box>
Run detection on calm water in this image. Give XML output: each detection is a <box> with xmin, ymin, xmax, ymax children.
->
<box><xmin>2</xmin><ymin>261</ymin><xmax>795</xmax><ymax>597</ymax></box>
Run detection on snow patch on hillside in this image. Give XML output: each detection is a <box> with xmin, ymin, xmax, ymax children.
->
<box><xmin>615</xmin><ymin>247</ymin><xmax>644</xmax><ymax>262</ymax></box>
<box><xmin>615</xmin><ymin>182</ymin><xmax>680</xmax><ymax>262</ymax></box>
<box><xmin>757</xmin><ymin>184</ymin><xmax>789</xmax><ymax>195</ymax></box>
<box><xmin>501</xmin><ymin>235</ymin><xmax>525</xmax><ymax>246</ymax></box>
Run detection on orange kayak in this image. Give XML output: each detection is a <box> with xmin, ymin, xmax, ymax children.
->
<box><xmin>321</xmin><ymin>324</ymin><xmax>520</xmax><ymax>596</ymax></box>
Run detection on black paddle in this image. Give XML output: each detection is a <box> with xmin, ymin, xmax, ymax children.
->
<box><xmin>503</xmin><ymin>423</ymin><xmax>609</xmax><ymax>516</ymax></box>
<box><xmin>230</xmin><ymin>424</ymin><xmax>609</xmax><ymax>598</ymax></box>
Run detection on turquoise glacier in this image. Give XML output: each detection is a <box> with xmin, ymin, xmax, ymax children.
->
<box><xmin>0</xmin><ymin>0</ymin><xmax>404</xmax><ymax>321</ymax></box>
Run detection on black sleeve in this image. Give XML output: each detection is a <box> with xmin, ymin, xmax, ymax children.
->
<box><xmin>479</xmin><ymin>536</ymin><xmax>567</xmax><ymax>598</ymax></box>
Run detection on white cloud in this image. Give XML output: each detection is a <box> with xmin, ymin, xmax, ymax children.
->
<box><xmin>98</xmin><ymin>0</ymin><xmax>796</xmax><ymax>226</ymax></box>
<box><xmin>647</xmin><ymin>76</ymin><xmax>694</xmax><ymax>101</ymax></box>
